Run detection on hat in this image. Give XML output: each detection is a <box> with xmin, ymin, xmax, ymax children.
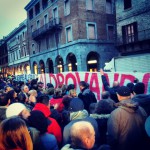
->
<box><xmin>28</xmin><ymin>110</ymin><xmax>49</xmax><ymax>134</ymax></box>
<box><xmin>117</xmin><ymin>86</ymin><xmax>131</xmax><ymax>96</ymax></box>
<box><xmin>145</xmin><ymin>116</ymin><xmax>150</xmax><ymax>137</ymax></box>
<box><xmin>133</xmin><ymin>82</ymin><xmax>145</xmax><ymax>94</ymax></box>
<box><xmin>6</xmin><ymin>103</ymin><xmax>26</xmax><ymax>118</ymax></box>
<box><xmin>69</xmin><ymin>98</ymin><xmax>84</xmax><ymax>112</ymax></box>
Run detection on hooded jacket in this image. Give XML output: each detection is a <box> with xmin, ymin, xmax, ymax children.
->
<box><xmin>33</xmin><ymin>103</ymin><xmax>62</xmax><ymax>143</ymax></box>
<box><xmin>107</xmin><ymin>99</ymin><xmax>147</xmax><ymax>150</ymax></box>
<box><xmin>132</xmin><ymin>94</ymin><xmax>150</xmax><ymax>115</ymax></box>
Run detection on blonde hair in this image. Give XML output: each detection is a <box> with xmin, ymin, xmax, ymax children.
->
<box><xmin>28</xmin><ymin>90</ymin><xmax>37</xmax><ymax>96</ymax></box>
<box><xmin>69</xmin><ymin>89</ymin><xmax>77</xmax><ymax>97</ymax></box>
<box><xmin>0</xmin><ymin>117</ymin><xmax>33</xmax><ymax>150</ymax></box>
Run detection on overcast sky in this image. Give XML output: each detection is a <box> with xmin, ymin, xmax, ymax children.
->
<box><xmin>0</xmin><ymin>0</ymin><xmax>30</xmax><ymax>39</ymax></box>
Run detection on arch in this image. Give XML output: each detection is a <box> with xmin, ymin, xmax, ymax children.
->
<box><xmin>33</xmin><ymin>61</ymin><xmax>38</xmax><ymax>75</ymax></box>
<box><xmin>24</xmin><ymin>64</ymin><xmax>30</xmax><ymax>74</ymax></box>
<box><xmin>39</xmin><ymin>60</ymin><xmax>45</xmax><ymax>74</ymax></box>
<box><xmin>66</xmin><ymin>53</ymin><xmax>77</xmax><ymax>71</ymax></box>
<box><xmin>46</xmin><ymin>58</ymin><xmax>54</xmax><ymax>73</ymax></box>
<box><xmin>55</xmin><ymin>55</ymin><xmax>64</xmax><ymax>73</ymax></box>
<box><xmin>86</xmin><ymin>51</ymin><xmax>100</xmax><ymax>72</ymax></box>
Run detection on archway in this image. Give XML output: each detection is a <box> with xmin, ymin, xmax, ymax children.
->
<box><xmin>39</xmin><ymin>60</ymin><xmax>45</xmax><ymax>74</ymax></box>
<box><xmin>47</xmin><ymin>58</ymin><xmax>54</xmax><ymax>73</ymax></box>
<box><xmin>66</xmin><ymin>53</ymin><xmax>77</xmax><ymax>71</ymax></box>
<box><xmin>24</xmin><ymin>64</ymin><xmax>30</xmax><ymax>74</ymax></box>
<box><xmin>56</xmin><ymin>56</ymin><xmax>64</xmax><ymax>73</ymax></box>
<box><xmin>86</xmin><ymin>52</ymin><xmax>100</xmax><ymax>72</ymax></box>
<box><xmin>33</xmin><ymin>62</ymin><xmax>38</xmax><ymax>74</ymax></box>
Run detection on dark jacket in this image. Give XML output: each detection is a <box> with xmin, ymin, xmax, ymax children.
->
<box><xmin>132</xmin><ymin>94</ymin><xmax>150</xmax><ymax>115</ymax></box>
<box><xmin>0</xmin><ymin>107</ymin><xmax>7</xmax><ymax>123</ymax></box>
<box><xmin>78</xmin><ymin>88</ymin><xmax>97</xmax><ymax>112</ymax></box>
<box><xmin>101</xmin><ymin>75</ymin><xmax>119</xmax><ymax>102</ymax></box>
<box><xmin>107</xmin><ymin>99</ymin><xmax>147</xmax><ymax>150</ymax></box>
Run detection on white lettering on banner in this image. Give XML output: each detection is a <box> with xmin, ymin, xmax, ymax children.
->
<box><xmin>15</xmin><ymin>74</ymin><xmax>38</xmax><ymax>82</ymax></box>
<box><xmin>38</xmin><ymin>72</ymin><xmax>150</xmax><ymax>100</ymax></box>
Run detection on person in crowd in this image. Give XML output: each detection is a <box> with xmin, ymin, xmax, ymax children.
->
<box><xmin>6</xmin><ymin>89</ymin><xmax>18</xmax><ymax>104</ymax></box>
<box><xmin>0</xmin><ymin>93</ymin><xmax>10</xmax><ymax>123</ymax></box>
<box><xmin>107</xmin><ymin>86</ymin><xmax>148</xmax><ymax>150</ymax></box>
<box><xmin>28</xmin><ymin>89</ymin><xmax>37</xmax><ymax>107</ymax></box>
<box><xmin>50</xmin><ymin>88</ymin><xmax>64</xmax><ymax>112</ymax></box>
<box><xmin>68</xmin><ymin>89</ymin><xmax>77</xmax><ymax>98</ymax></box>
<box><xmin>4</xmin><ymin>85</ymin><xmax>12</xmax><ymax>93</ymax></box>
<box><xmin>90</xmin><ymin>99</ymin><xmax>115</xmax><ymax>145</ymax></box>
<box><xmin>43</xmin><ymin>84</ymin><xmax>54</xmax><ymax>99</ymax></box>
<box><xmin>61</xmin><ymin>121</ymin><xmax>95</xmax><ymax>150</ymax></box>
<box><xmin>18</xmin><ymin>85</ymin><xmax>29</xmax><ymax>103</ymax></box>
<box><xmin>100</xmin><ymin>69</ymin><xmax>120</xmax><ymax>102</ymax></box>
<box><xmin>78</xmin><ymin>81</ymin><xmax>97</xmax><ymax>112</ymax></box>
<box><xmin>0</xmin><ymin>116</ymin><xmax>33</xmax><ymax>150</ymax></box>
<box><xmin>89</xmin><ymin>103</ymin><xmax>97</xmax><ymax>114</ymax></box>
<box><xmin>132</xmin><ymin>82</ymin><xmax>150</xmax><ymax>115</ymax></box>
<box><xmin>33</xmin><ymin>94</ymin><xmax>62</xmax><ymax>144</ymax></box>
<box><xmin>101</xmin><ymin>91</ymin><xmax>110</xmax><ymax>99</ymax></box>
<box><xmin>66</xmin><ymin>84</ymin><xmax>75</xmax><ymax>94</ymax></box>
<box><xmin>37</xmin><ymin>81</ymin><xmax>44</xmax><ymax>96</ymax></box>
<box><xmin>63</xmin><ymin>98</ymin><xmax>99</xmax><ymax>149</ymax></box>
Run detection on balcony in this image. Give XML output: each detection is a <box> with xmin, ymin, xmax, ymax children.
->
<box><xmin>117</xmin><ymin>28</ymin><xmax>150</xmax><ymax>46</ymax></box>
<box><xmin>32</xmin><ymin>18</ymin><xmax>62</xmax><ymax>40</ymax></box>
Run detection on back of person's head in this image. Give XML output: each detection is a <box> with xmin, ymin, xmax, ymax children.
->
<box><xmin>47</xmin><ymin>83</ymin><xmax>54</xmax><ymax>88</ymax></box>
<box><xmin>134</xmin><ymin>78</ymin><xmax>139</xmax><ymax>84</ymax></box>
<box><xmin>30</xmin><ymin>79</ymin><xmax>37</xmax><ymax>87</ymax></box>
<box><xmin>0</xmin><ymin>117</ymin><xmax>33</xmax><ymax>150</ymax></box>
<box><xmin>126</xmin><ymin>82</ymin><xmax>134</xmax><ymax>94</ymax></box>
<box><xmin>62</xmin><ymin>95</ymin><xmax>72</xmax><ymax>109</ymax></box>
<box><xmin>70</xmin><ymin>121</ymin><xmax>95</xmax><ymax>149</ymax></box>
<box><xmin>28</xmin><ymin>90</ymin><xmax>37</xmax><ymax>96</ymax></box>
<box><xmin>18</xmin><ymin>93</ymin><xmax>26</xmax><ymax>103</ymax></box>
<box><xmin>101</xmin><ymin>91</ymin><xmax>110</xmax><ymax>99</ymax></box>
<box><xmin>37</xmin><ymin>94</ymin><xmax>49</xmax><ymax>106</ymax></box>
<box><xmin>28</xmin><ymin>110</ymin><xmax>49</xmax><ymax>134</ymax></box>
<box><xmin>6</xmin><ymin>90</ymin><xmax>15</xmax><ymax>101</ymax></box>
<box><xmin>54</xmin><ymin>88</ymin><xmax>62</xmax><ymax>97</ymax></box>
<box><xmin>112</xmin><ymin>81</ymin><xmax>119</xmax><ymax>87</ymax></box>
<box><xmin>133</xmin><ymin>82</ymin><xmax>145</xmax><ymax>95</ymax></box>
<box><xmin>79</xmin><ymin>81</ymin><xmax>88</xmax><ymax>88</ymax></box>
<box><xmin>67</xmin><ymin>84</ymin><xmax>75</xmax><ymax>91</ymax></box>
<box><xmin>95</xmin><ymin>99</ymin><xmax>115</xmax><ymax>114</ymax></box>
<box><xmin>0</xmin><ymin>93</ymin><xmax>9</xmax><ymax>106</ymax></box>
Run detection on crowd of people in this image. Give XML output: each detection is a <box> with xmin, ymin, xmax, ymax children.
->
<box><xmin>0</xmin><ymin>69</ymin><xmax>150</xmax><ymax>150</ymax></box>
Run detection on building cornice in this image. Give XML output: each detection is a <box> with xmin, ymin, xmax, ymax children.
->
<box><xmin>25</xmin><ymin>0</ymin><xmax>40</xmax><ymax>11</ymax></box>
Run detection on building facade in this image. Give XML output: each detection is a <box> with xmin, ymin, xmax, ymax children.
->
<box><xmin>7</xmin><ymin>20</ymin><xmax>30</xmax><ymax>75</ymax></box>
<box><xmin>116</xmin><ymin>0</ymin><xmax>150</xmax><ymax>55</ymax></box>
<box><xmin>25</xmin><ymin>0</ymin><xmax>118</xmax><ymax>74</ymax></box>
<box><xmin>0</xmin><ymin>38</ymin><xmax>8</xmax><ymax>77</ymax></box>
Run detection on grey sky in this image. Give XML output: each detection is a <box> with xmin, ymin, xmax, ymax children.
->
<box><xmin>0</xmin><ymin>0</ymin><xmax>30</xmax><ymax>39</ymax></box>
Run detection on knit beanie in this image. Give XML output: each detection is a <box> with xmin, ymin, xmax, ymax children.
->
<box><xmin>6</xmin><ymin>103</ymin><xmax>26</xmax><ymax>118</ymax></box>
<box><xmin>69</xmin><ymin>98</ymin><xmax>84</xmax><ymax>112</ymax></box>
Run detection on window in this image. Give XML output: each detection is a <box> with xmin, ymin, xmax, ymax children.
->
<box><xmin>64</xmin><ymin>0</ymin><xmax>70</xmax><ymax>16</ymax></box>
<box><xmin>46</xmin><ymin>37</ymin><xmax>49</xmax><ymax>49</ymax></box>
<box><xmin>42</xmin><ymin>0</ymin><xmax>48</xmax><ymax>9</ymax></box>
<box><xmin>44</xmin><ymin>14</ymin><xmax>48</xmax><ymax>24</ymax></box>
<box><xmin>124</xmin><ymin>0</ymin><xmax>132</xmax><ymax>10</ymax></box>
<box><xmin>106</xmin><ymin>0</ymin><xmax>113</xmax><ymax>14</ymax></box>
<box><xmin>107</xmin><ymin>25</ymin><xmax>114</xmax><ymax>41</ymax></box>
<box><xmin>35</xmin><ymin>2</ymin><xmax>40</xmax><ymax>15</ymax></box>
<box><xmin>66</xmin><ymin>26</ymin><xmax>73</xmax><ymax>43</ymax></box>
<box><xmin>87</xmin><ymin>23</ymin><xmax>97</xmax><ymax>39</ymax></box>
<box><xmin>32</xmin><ymin>44</ymin><xmax>35</xmax><ymax>54</ymax></box>
<box><xmin>37</xmin><ymin>20</ymin><xmax>40</xmax><ymax>29</ymax></box>
<box><xmin>29</xmin><ymin>9</ymin><xmax>33</xmax><ymax>20</ymax></box>
<box><xmin>53</xmin><ymin>7</ymin><xmax>58</xmax><ymax>18</ymax></box>
<box><xmin>22</xmin><ymin>32</ymin><xmax>25</xmax><ymax>39</ymax></box>
<box><xmin>122</xmin><ymin>22</ymin><xmax>138</xmax><ymax>44</ymax></box>
<box><xmin>86</xmin><ymin>0</ymin><xmax>94</xmax><ymax>10</ymax></box>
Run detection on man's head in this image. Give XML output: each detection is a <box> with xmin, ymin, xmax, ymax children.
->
<box><xmin>37</xmin><ymin>94</ymin><xmax>50</xmax><ymax>108</ymax></box>
<box><xmin>70</xmin><ymin>121</ymin><xmax>95</xmax><ymax>149</ymax></box>
<box><xmin>133</xmin><ymin>82</ymin><xmax>145</xmax><ymax>95</ymax></box>
<box><xmin>0</xmin><ymin>93</ymin><xmax>10</xmax><ymax>106</ymax></box>
<box><xmin>117</xmin><ymin>86</ymin><xmax>131</xmax><ymax>101</ymax></box>
<box><xmin>21</xmin><ymin>85</ymin><xmax>29</xmax><ymax>94</ymax></box>
<box><xmin>101</xmin><ymin>91</ymin><xmax>110</xmax><ymax>99</ymax></box>
<box><xmin>113</xmin><ymin>81</ymin><xmax>119</xmax><ymax>87</ymax></box>
<box><xmin>79</xmin><ymin>81</ymin><xmax>88</xmax><ymax>91</ymax></box>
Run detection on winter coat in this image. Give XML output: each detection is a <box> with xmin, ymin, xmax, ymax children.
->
<box><xmin>132</xmin><ymin>94</ymin><xmax>150</xmax><ymax>115</ymax></box>
<box><xmin>50</xmin><ymin>96</ymin><xmax>64</xmax><ymax>112</ymax></box>
<box><xmin>33</xmin><ymin>103</ymin><xmax>62</xmax><ymax>143</ymax></box>
<box><xmin>101</xmin><ymin>75</ymin><xmax>120</xmax><ymax>102</ymax></box>
<box><xmin>78</xmin><ymin>88</ymin><xmax>97</xmax><ymax>112</ymax></box>
<box><xmin>90</xmin><ymin>113</ymin><xmax>110</xmax><ymax>145</ymax></box>
<box><xmin>0</xmin><ymin>107</ymin><xmax>7</xmax><ymax>123</ymax></box>
<box><xmin>63</xmin><ymin>110</ymin><xmax>99</xmax><ymax>148</ymax></box>
<box><xmin>107</xmin><ymin>99</ymin><xmax>147</xmax><ymax>150</ymax></box>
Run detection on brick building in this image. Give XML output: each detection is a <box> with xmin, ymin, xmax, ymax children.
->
<box><xmin>7</xmin><ymin>20</ymin><xmax>30</xmax><ymax>75</ymax></box>
<box><xmin>116</xmin><ymin>0</ymin><xmax>150</xmax><ymax>55</ymax></box>
<box><xmin>0</xmin><ymin>38</ymin><xmax>8</xmax><ymax>77</ymax></box>
<box><xmin>25</xmin><ymin>0</ymin><xmax>118</xmax><ymax>74</ymax></box>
